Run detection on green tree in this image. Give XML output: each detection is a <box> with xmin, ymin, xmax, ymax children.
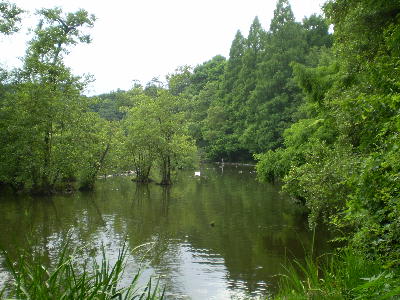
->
<box><xmin>269</xmin><ymin>0</ymin><xmax>295</xmax><ymax>33</ymax></box>
<box><xmin>0</xmin><ymin>1</ymin><xmax>22</xmax><ymax>35</ymax></box>
<box><xmin>90</xmin><ymin>89</ymin><xmax>138</xmax><ymax>121</ymax></box>
<box><xmin>189</xmin><ymin>55</ymin><xmax>225</xmax><ymax>95</ymax></box>
<box><xmin>77</xmin><ymin>115</ymin><xmax>119</xmax><ymax>190</ymax></box>
<box><xmin>0</xmin><ymin>7</ymin><xmax>97</xmax><ymax>193</ymax></box>
<box><xmin>166</xmin><ymin>65</ymin><xmax>192</xmax><ymax>96</ymax></box>
<box><xmin>153</xmin><ymin>90</ymin><xmax>197</xmax><ymax>185</ymax></box>
<box><xmin>0</xmin><ymin>1</ymin><xmax>22</xmax><ymax>98</ymax></box>
<box><xmin>302</xmin><ymin>14</ymin><xmax>332</xmax><ymax>49</ymax></box>
<box><xmin>123</xmin><ymin>91</ymin><xmax>159</xmax><ymax>183</ymax></box>
<box><xmin>203</xmin><ymin>19</ymin><xmax>267</xmax><ymax>161</ymax></box>
<box><xmin>202</xmin><ymin>31</ymin><xmax>248</xmax><ymax>161</ymax></box>
<box><xmin>222</xmin><ymin>30</ymin><xmax>245</xmax><ymax>95</ymax></box>
<box><xmin>239</xmin><ymin>16</ymin><xmax>265</xmax><ymax>98</ymax></box>
<box><xmin>183</xmin><ymin>56</ymin><xmax>226</xmax><ymax>149</ymax></box>
<box><xmin>235</xmin><ymin>16</ymin><xmax>266</xmax><ymax>148</ymax></box>
<box><xmin>243</xmin><ymin>0</ymin><xmax>307</xmax><ymax>152</ymax></box>
<box><xmin>123</xmin><ymin>88</ymin><xmax>196</xmax><ymax>185</ymax></box>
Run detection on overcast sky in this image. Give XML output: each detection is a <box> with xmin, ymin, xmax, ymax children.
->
<box><xmin>1</xmin><ymin>0</ymin><xmax>327</xmax><ymax>95</ymax></box>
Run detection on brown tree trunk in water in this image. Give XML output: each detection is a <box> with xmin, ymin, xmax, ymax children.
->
<box><xmin>40</xmin><ymin>126</ymin><xmax>52</xmax><ymax>194</ymax></box>
<box><xmin>160</xmin><ymin>155</ymin><xmax>172</xmax><ymax>185</ymax></box>
<box><xmin>79</xmin><ymin>143</ymin><xmax>110</xmax><ymax>190</ymax></box>
<box><xmin>133</xmin><ymin>153</ymin><xmax>152</xmax><ymax>183</ymax></box>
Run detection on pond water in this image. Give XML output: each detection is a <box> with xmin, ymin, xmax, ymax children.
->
<box><xmin>0</xmin><ymin>164</ymin><xmax>330</xmax><ymax>299</ymax></box>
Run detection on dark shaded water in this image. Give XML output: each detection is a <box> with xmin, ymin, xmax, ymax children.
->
<box><xmin>0</xmin><ymin>164</ymin><xmax>330</xmax><ymax>299</ymax></box>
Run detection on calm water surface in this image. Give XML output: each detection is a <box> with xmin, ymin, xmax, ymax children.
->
<box><xmin>0</xmin><ymin>164</ymin><xmax>330</xmax><ymax>299</ymax></box>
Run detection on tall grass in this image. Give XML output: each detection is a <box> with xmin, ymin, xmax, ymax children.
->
<box><xmin>275</xmin><ymin>249</ymin><xmax>400</xmax><ymax>299</ymax></box>
<box><xmin>1</xmin><ymin>242</ymin><xmax>164</xmax><ymax>300</ymax></box>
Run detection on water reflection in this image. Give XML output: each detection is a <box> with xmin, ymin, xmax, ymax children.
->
<box><xmin>0</xmin><ymin>164</ymin><xmax>330</xmax><ymax>299</ymax></box>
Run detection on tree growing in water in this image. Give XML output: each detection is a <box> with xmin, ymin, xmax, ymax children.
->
<box><xmin>154</xmin><ymin>90</ymin><xmax>196</xmax><ymax>185</ymax></box>
<box><xmin>0</xmin><ymin>7</ymin><xmax>101</xmax><ymax>193</ymax></box>
<box><xmin>123</xmin><ymin>91</ymin><xmax>160</xmax><ymax>183</ymax></box>
<box><xmin>124</xmin><ymin>88</ymin><xmax>196</xmax><ymax>185</ymax></box>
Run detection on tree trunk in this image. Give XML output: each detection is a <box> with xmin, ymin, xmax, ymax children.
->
<box><xmin>38</xmin><ymin>126</ymin><xmax>53</xmax><ymax>194</ymax></box>
<box><xmin>133</xmin><ymin>152</ymin><xmax>152</xmax><ymax>183</ymax></box>
<box><xmin>79</xmin><ymin>143</ymin><xmax>110</xmax><ymax>190</ymax></box>
<box><xmin>160</xmin><ymin>155</ymin><xmax>172</xmax><ymax>185</ymax></box>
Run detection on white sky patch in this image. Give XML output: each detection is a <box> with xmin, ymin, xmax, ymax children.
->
<box><xmin>1</xmin><ymin>0</ymin><xmax>327</xmax><ymax>95</ymax></box>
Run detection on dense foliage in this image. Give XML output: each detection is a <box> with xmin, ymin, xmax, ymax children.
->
<box><xmin>0</xmin><ymin>4</ymin><xmax>196</xmax><ymax>191</ymax></box>
<box><xmin>153</xmin><ymin>0</ymin><xmax>331</xmax><ymax>162</ymax></box>
<box><xmin>255</xmin><ymin>0</ymin><xmax>400</xmax><ymax>270</ymax></box>
<box><xmin>0</xmin><ymin>6</ymin><xmax>102</xmax><ymax>193</ymax></box>
<box><xmin>122</xmin><ymin>88</ymin><xmax>196</xmax><ymax>184</ymax></box>
<box><xmin>2</xmin><ymin>0</ymin><xmax>400</xmax><ymax>296</ymax></box>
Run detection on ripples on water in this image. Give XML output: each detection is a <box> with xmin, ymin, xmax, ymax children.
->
<box><xmin>0</xmin><ymin>164</ymin><xmax>331</xmax><ymax>299</ymax></box>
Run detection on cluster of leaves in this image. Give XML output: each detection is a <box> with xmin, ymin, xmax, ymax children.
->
<box><xmin>0</xmin><ymin>1</ymin><xmax>23</xmax><ymax>35</ymax></box>
<box><xmin>256</xmin><ymin>0</ymin><xmax>400</xmax><ymax>266</ymax></box>
<box><xmin>90</xmin><ymin>88</ymin><xmax>138</xmax><ymax>121</ymax></box>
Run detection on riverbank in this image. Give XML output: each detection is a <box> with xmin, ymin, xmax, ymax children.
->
<box><xmin>4</xmin><ymin>243</ymin><xmax>399</xmax><ymax>300</ymax></box>
<box><xmin>274</xmin><ymin>249</ymin><xmax>400</xmax><ymax>299</ymax></box>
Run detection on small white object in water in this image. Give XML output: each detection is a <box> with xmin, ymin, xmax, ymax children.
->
<box><xmin>194</xmin><ymin>171</ymin><xmax>201</xmax><ymax>176</ymax></box>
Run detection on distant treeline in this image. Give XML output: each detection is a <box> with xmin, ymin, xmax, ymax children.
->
<box><xmin>92</xmin><ymin>1</ymin><xmax>332</xmax><ymax>162</ymax></box>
